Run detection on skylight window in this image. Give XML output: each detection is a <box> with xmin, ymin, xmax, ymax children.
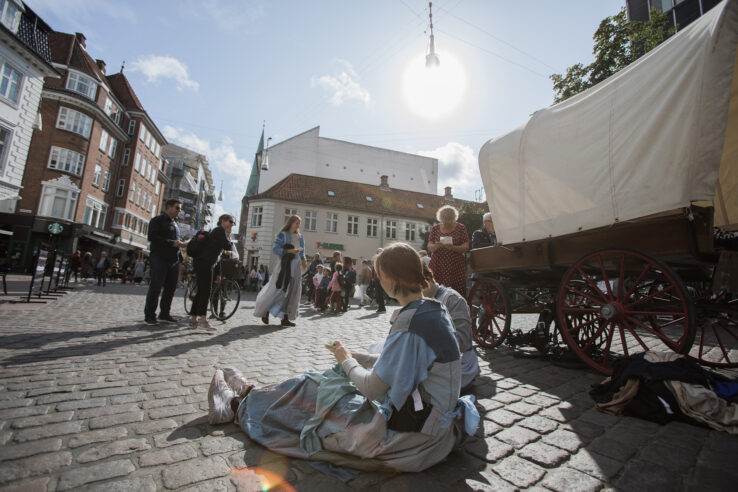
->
<box><xmin>417</xmin><ymin>203</ymin><xmax>424</xmax><ymax>208</ymax></box>
<box><xmin>328</xmin><ymin>191</ymin><xmax>335</xmax><ymax>197</ymax></box>
<box><xmin>366</xmin><ymin>196</ymin><xmax>373</xmax><ymax>202</ymax></box>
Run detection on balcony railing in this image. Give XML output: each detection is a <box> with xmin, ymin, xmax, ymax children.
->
<box><xmin>14</xmin><ymin>13</ymin><xmax>52</xmax><ymax>64</ymax></box>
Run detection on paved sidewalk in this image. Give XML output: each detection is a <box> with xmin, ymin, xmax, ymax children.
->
<box><xmin>0</xmin><ymin>281</ymin><xmax>736</xmax><ymax>491</ymax></box>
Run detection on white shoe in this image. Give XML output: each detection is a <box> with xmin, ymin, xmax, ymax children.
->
<box><xmin>208</xmin><ymin>369</ymin><xmax>236</xmax><ymax>425</ymax></box>
<box><xmin>222</xmin><ymin>367</ymin><xmax>254</xmax><ymax>397</ymax></box>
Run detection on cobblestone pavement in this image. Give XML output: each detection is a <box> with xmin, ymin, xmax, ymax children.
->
<box><xmin>0</xmin><ymin>277</ymin><xmax>736</xmax><ymax>491</ymax></box>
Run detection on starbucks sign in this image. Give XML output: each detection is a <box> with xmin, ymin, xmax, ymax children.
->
<box><xmin>48</xmin><ymin>222</ymin><xmax>64</xmax><ymax>235</ymax></box>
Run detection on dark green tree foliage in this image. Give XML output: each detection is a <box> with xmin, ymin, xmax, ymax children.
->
<box><xmin>551</xmin><ymin>8</ymin><xmax>676</xmax><ymax>103</ymax></box>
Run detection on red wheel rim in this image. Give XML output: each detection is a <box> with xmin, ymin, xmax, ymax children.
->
<box><xmin>467</xmin><ymin>278</ymin><xmax>510</xmax><ymax>348</ymax></box>
<box><xmin>557</xmin><ymin>249</ymin><xmax>694</xmax><ymax>374</ymax></box>
<box><xmin>689</xmin><ymin>296</ymin><xmax>738</xmax><ymax>368</ymax></box>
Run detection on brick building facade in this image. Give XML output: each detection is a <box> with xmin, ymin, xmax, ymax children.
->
<box><xmin>2</xmin><ymin>30</ymin><xmax>167</xmax><ymax>271</ymax></box>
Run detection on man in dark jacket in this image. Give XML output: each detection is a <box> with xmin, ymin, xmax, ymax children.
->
<box><xmin>471</xmin><ymin>212</ymin><xmax>498</xmax><ymax>249</ymax></box>
<box><xmin>144</xmin><ymin>199</ymin><xmax>185</xmax><ymax>325</ymax></box>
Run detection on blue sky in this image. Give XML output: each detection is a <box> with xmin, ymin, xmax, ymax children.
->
<box><xmin>28</xmin><ymin>0</ymin><xmax>624</xmax><ymax>222</ymax></box>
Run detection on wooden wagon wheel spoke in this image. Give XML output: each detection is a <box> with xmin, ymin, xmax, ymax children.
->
<box><xmin>596</xmin><ymin>254</ymin><xmax>615</xmax><ymax>299</ymax></box>
<box><xmin>570</xmin><ymin>314</ymin><xmax>605</xmax><ymax>331</ymax></box>
<box><xmin>618</xmin><ymin>324</ymin><xmax>630</xmax><ymax>357</ymax></box>
<box><xmin>621</xmin><ymin>319</ymin><xmax>650</xmax><ymax>352</ymax></box>
<box><xmin>711</xmin><ymin>323</ymin><xmax>733</xmax><ymax>364</ymax></box>
<box><xmin>561</xmin><ymin>307</ymin><xmax>600</xmax><ymax>313</ymax></box>
<box><xmin>566</xmin><ymin>285</ymin><xmax>605</xmax><ymax>307</ymax></box>
<box><xmin>624</xmin><ymin>309</ymin><xmax>684</xmax><ymax>317</ymax></box>
<box><xmin>601</xmin><ymin>321</ymin><xmax>616</xmax><ymax>367</ymax></box>
<box><xmin>468</xmin><ymin>278</ymin><xmax>511</xmax><ymax>348</ymax></box>
<box><xmin>577</xmin><ymin>319</ymin><xmax>609</xmax><ymax>353</ymax></box>
<box><xmin>617</xmin><ymin>253</ymin><xmax>626</xmax><ymax>298</ymax></box>
<box><xmin>576</xmin><ymin>266</ymin><xmax>610</xmax><ymax>302</ymax></box>
<box><xmin>622</xmin><ymin>263</ymin><xmax>653</xmax><ymax>301</ymax></box>
<box><xmin>624</xmin><ymin>314</ymin><xmax>686</xmax><ymax>349</ymax></box>
<box><xmin>625</xmin><ymin>284</ymin><xmax>676</xmax><ymax>309</ymax></box>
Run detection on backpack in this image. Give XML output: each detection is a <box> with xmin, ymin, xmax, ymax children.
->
<box><xmin>186</xmin><ymin>230</ymin><xmax>209</xmax><ymax>258</ymax></box>
<box><xmin>345</xmin><ymin>269</ymin><xmax>356</xmax><ymax>285</ymax></box>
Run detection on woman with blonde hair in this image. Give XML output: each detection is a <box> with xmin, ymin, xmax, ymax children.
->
<box><xmin>254</xmin><ymin>215</ymin><xmax>307</xmax><ymax>327</ymax></box>
<box><xmin>207</xmin><ymin>242</ymin><xmax>478</xmax><ymax>471</ymax></box>
<box><xmin>427</xmin><ymin>205</ymin><xmax>470</xmax><ymax>297</ymax></box>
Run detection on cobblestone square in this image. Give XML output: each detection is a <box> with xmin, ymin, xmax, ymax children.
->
<box><xmin>0</xmin><ymin>277</ymin><xmax>736</xmax><ymax>491</ymax></box>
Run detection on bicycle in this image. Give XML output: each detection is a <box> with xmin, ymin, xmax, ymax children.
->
<box><xmin>183</xmin><ymin>259</ymin><xmax>241</xmax><ymax>321</ymax></box>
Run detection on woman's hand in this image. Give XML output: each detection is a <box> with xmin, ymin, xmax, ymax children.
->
<box><xmin>325</xmin><ymin>341</ymin><xmax>352</xmax><ymax>363</ymax></box>
<box><xmin>301</xmin><ymin>259</ymin><xmax>307</xmax><ymax>270</ymax></box>
<box><xmin>287</xmin><ymin>249</ymin><xmax>300</xmax><ymax>254</ymax></box>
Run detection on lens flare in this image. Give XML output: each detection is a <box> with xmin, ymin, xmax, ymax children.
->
<box><xmin>402</xmin><ymin>50</ymin><xmax>466</xmax><ymax>120</ymax></box>
<box><xmin>229</xmin><ymin>467</ymin><xmax>296</xmax><ymax>492</ymax></box>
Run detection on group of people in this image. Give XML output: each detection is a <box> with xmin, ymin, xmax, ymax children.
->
<box><xmin>242</xmin><ymin>265</ymin><xmax>270</xmax><ymax>291</ymax></box>
<box><xmin>68</xmin><ymin>250</ymin><xmax>149</xmax><ymax>287</ymax></box>
<box><xmin>306</xmin><ymin>252</ymin><xmax>383</xmax><ymax>314</ymax></box>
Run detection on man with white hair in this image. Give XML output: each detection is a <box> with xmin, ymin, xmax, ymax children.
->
<box><xmin>471</xmin><ymin>212</ymin><xmax>497</xmax><ymax>249</ymax></box>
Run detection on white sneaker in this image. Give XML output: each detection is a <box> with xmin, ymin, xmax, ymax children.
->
<box><xmin>222</xmin><ymin>367</ymin><xmax>254</xmax><ymax>397</ymax></box>
<box><xmin>208</xmin><ymin>369</ymin><xmax>236</xmax><ymax>425</ymax></box>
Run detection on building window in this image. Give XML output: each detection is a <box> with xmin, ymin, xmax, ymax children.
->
<box><xmin>0</xmin><ymin>0</ymin><xmax>21</xmax><ymax>32</ymax></box>
<box><xmin>0</xmin><ymin>62</ymin><xmax>21</xmax><ymax>103</ymax></box>
<box><xmin>146</xmin><ymin>132</ymin><xmax>152</xmax><ymax>148</ymax></box>
<box><xmin>155</xmin><ymin>181</ymin><xmax>160</xmax><ymax>195</ymax></box>
<box><xmin>347</xmin><ymin>215</ymin><xmax>359</xmax><ymax>235</ymax></box>
<box><xmin>367</xmin><ymin>218</ymin><xmax>377</xmax><ymax>237</ymax></box>
<box><xmin>135</xmin><ymin>187</ymin><xmax>141</xmax><ymax>206</ymax></box>
<box><xmin>251</xmin><ymin>206</ymin><xmax>263</xmax><ymax>227</ymax></box>
<box><xmin>405</xmin><ymin>223</ymin><xmax>416</xmax><ymax>241</ymax></box>
<box><xmin>385</xmin><ymin>220</ymin><xmax>397</xmax><ymax>239</ymax></box>
<box><xmin>83</xmin><ymin>197</ymin><xmax>107</xmax><ymax>229</ymax></box>
<box><xmin>92</xmin><ymin>164</ymin><xmax>102</xmax><ymax>186</ymax></box>
<box><xmin>116</xmin><ymin>179</ymin><xmax>125</xmax><ymax>197</ymax></box>
<box><xmin>129</xmin><ymin>182</ymin><xmax>135</xmax><ymax>202</ymax></box>
<box><xmin>128</xmin><ymin>120</ymin><xmax>136</xmax><ymax>135</ymax></box>
<box><xmin>122</xmin><ymin>148</ymin><xmax>130</xmax><ymax>166</ymax></box>
<box><xmin>39</xmin><ymin>186</ymin><xmax>78</xmax><ymax>220</ymax></box>
<box><xmin>48</xmin><ymin>146</ymin><xmax>85</xmax><ymax>176</ymax></box>
<box><xmin>142</xmin><ymin>158</ymin><xmax>148</xmax><ymax>177</ymax></box>
<box><xmin>304</xmin><ymin>210</ymin><xmax>317</xmax><ymax>231</ymax></box>
<box><xmin>102</xmin><ymin>171</ymin><xmax>111</xmax><ymax>192</ymax></box>
<box><xmin>56</xmin><ymin>107</ymin><xmax>92</xmax><ymax>138</ymax></box>
<box><xmin>152</xmin><ymin>204</ymin><xmax>156</xmax><ymax>217</ymax></box>
<box><xmin>103</xmin><ymin>96</ymin><xmax>113</xmax><ymax>116</ymax></box>
<box><xmin>284</xmin><ymin>208</ymin><xmax>297</xmax><ymax>222</ymax></box>
<box><xmin>0</xmin><ymin>125</ymin><xmax>10</xmax><ymax>173</ymax></box>
<box><xmin>108</xmin><ymin>138</ymin><xmax>117</xmax><ymax>158</ymax></box>
<box><xmin>326</xmin><ymin>212</ymin><xmax>338</xmax><ymax>233</ymax></box>
<box><xmin>99</xmin><ymin>130</ymin><xmax>109</xmax><ymax>152</ymax></box>
<box><xmin>134</xmin><ymin>153</ymin><xmax>141</xmax><ymax>172</ymax></box>
<box><xmin>66</xmin><ymin>71</ymin><xmax>96</xmax><ymax>100</ymax></box>
<box><xmin>139</xmin><ymin>124</ymin><xmax>146</xmax><ymax>142</ymax></box>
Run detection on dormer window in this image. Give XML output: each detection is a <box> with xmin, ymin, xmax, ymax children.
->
<box><xmin>328</xmin><ymin>191</ymin><xmax>335</xmax><ymax>197</ymax></box>
<box><xmin>0</xmin><ymin>0</ymin><xmax>21</xmax><ymax>33</ymax></box>
<box><xmin>66</xmin><ymin>71</ymin><xmax>97</xmax><ymax>100</ymax></box>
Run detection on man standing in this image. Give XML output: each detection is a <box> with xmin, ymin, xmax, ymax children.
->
<box><xmin>471</xmin><ymin>212</ymin><xmax>498</xmax><ymax>249</ymax></box>
<box><xmin>144</xmin><ymin>199</ymin><xmax>184</xmax><ymax>325</ymax></box>
<box><xmin>96</xmin><ymin>251</ymin><xmax>111</xmax><ymax>287</ymax></box>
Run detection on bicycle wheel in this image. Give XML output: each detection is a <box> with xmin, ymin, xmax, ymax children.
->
<box><xmin>211</xmin><ymin>279</ymin><xmax>241</xmax><ymax>320</ymax></box>
<box><xmin>183</xmin><ymin>277</ymin><xmax>197</xmax><ymax>315</ymax></box>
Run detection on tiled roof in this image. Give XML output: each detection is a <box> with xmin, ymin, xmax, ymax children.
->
<box><xmin>250</xmin><ymin>174</ymin><xmax>485</xmax><ymax>221</ymax></box>
<box><xmin>48</xmin><ymin>32</ymin><xmax>105</xmax><ymax>82</ymax></box>
<box><xmin>107</xmin><ymin>73</ymin><xmax>145</xmax><ymax>111</ymax></box>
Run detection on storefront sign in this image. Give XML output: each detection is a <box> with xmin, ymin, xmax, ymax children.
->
<box><xmin>48</xmin><ymin>222</ymin><xmax>64</xmax><ymax>235</ymax></box>
<box><xmin>316</xmin><ymin>242</ymin><xmax>344</xmax><ymax>251</ymax></box>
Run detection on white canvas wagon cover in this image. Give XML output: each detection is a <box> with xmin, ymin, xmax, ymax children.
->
<box><xmin>479</xmin><ymin>0</ymin><xmax>738</xmax><ymax>245</ymax></box>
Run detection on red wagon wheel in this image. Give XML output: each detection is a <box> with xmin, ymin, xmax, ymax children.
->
<box><xmin>688</xmin><ymin>286</ymin><xmax>738</xmax><ymax>368</ymax></box>
<box><xmin>557</xmin><ymin>248</ymin><xmax>695</xmax><ymax>374</ymax></box>
<box><xmin>467</xmin><ymin>277</ymin><xmax>511</xmax><ymax>348</ymax></box>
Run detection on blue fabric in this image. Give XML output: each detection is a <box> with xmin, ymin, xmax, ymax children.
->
<box><xmin>306</xmin><ymin>461</ymin><xmax>360</xmax><ymax>482</ymax></box>
<box><xmin>713</xmin><ymin>380</ymin><xmax>738</xmax><ymax>399</ymax></box>
<box><xmin>406</xmin><ymin>298</ymin><xmax>459</xmax><ymax>363</ymax></box>
<box><xmin>264</xmin><ymin>255</ymin><xmax>301</xmax><ymax>318</ymax></box>
<box><xmin>373</xmin><ymin>331</ymin><xmax>438</xmax><ymax>411</ymax></box>
<box><xmin>272</xmin><ymin>231</ymin><xmax>306</xmax><ymax>260</ymax></box>
<box><xmin>440</xmin><ymin>395</ymin><xmax>480</xmax><ymax>435</ymax></box>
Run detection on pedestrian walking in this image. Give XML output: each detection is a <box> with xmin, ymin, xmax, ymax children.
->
<box><xmin>133</xmin><ymin>256</ymin><xmax>145</xmax><ymax>284</ymax></box>
<box><xmin>341</xmin><ymin>257</ymin><xmax>356</xmax><ymax>312</ymax></box>
<box><xmin>355</xmin><ymin>259</ymin><xmax>372</xmax><ymax>306</ymax></box>
<box><xmin>327</xmin><ymin>263</ymin><xmax>343</xmax><ymax>313</ymax></box>
<box><xmin>95</xmin><ymin>251</ymin><xmax>111</xmax><ymax>287</ymax></box>
<box><xmin>70</xmin><ymin>250</ymin><xmax>82</xmax><ymax>283</ymax></box>
<box><xmin>248</xmin><ymin>267</ymin><xmax>258</xmax><ymax>291</ymax></box>
<box><xmin>144</xmin><ymin>199</ymin><xmax>185</xmax><ymax>325</ymax></box>
<box><xmin>254</xmin><ymin>215</ymin><xmax>307</xmax><ymax>327</ymax></box>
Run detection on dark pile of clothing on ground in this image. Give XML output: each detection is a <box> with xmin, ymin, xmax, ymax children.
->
<box><xmin>589</xmin><ymin>351</ymin><xmax>738</xmax><ymax>433</ymax></box>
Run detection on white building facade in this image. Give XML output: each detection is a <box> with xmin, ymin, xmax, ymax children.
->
<box><xmin>0</xmin><ymin>0</ymin><xmax>58</xmax><ymax>213</ymax></box>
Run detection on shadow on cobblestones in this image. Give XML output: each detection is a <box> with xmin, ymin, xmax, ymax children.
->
<box><xmin>0</xmin><ymin>323</ymin><xmax>181</xmax><ymax>366</ymax></box>
<box><xmin>149</xmin><ymin>325</ymin><xmax>284</xmax><ymax>358</ymax></box>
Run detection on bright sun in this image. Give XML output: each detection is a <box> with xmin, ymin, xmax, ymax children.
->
<box><xmin>402</xmin><ymin>50</ymin><xmax>467</xmax><ymax>120</ymax></box>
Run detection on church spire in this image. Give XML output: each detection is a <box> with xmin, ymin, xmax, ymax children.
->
<box><xmin>245</xmin><ymin>125</ymin><xmax>265</xmax><ymax>197</ymax></box>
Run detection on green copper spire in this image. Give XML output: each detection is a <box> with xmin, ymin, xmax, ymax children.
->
<box><xmin>245</xmin><ymin>127</ymin><xmax>264</xmax><ymax>197</ymax></box>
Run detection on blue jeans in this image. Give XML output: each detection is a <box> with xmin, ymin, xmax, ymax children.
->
<box><xmin>97</xmin><ymin>270</ymin><xmax>107</xmax><ymax>286</ymax></box>
<box><xmin>145</xmin><ymin>256</ymin><xmax>179</xmax><ymax>319</ymax></box>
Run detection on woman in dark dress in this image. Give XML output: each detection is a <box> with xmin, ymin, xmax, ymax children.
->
<box><xmin>190</xmin><ymin>214</ymin><xmax>235</xmax><ymax>330</ymax></box>
<box><xmin>427</xmin><ymin>205</ymin><xmax>470</xmax><ymax>297</ymax></box>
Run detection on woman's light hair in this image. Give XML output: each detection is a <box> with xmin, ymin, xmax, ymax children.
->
<box><xmin>483</xmin><ymin>212</ymin><xmax>493</xmax><ymax>222</ymax></box>
<box><xmin>436</xmin><ymin>205</ymin><xmax>459</xmax><ymax>223</ymax></box>
<box><xmin>280</xmin><ymin>215</ymin><xmax>302</xmax><ymax>232</ymax></box>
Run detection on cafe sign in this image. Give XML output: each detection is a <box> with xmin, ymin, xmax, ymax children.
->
<box><xmin>316</xmin><ymin>242</ymin><xmax>344</xmax><ymax>251</ymax></box>
<box><xmin>48</xmin><ymin>222</ymin><xmax>64</xmax><ymax>235</ymax></box>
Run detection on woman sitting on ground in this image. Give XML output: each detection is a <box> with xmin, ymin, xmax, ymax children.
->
<box><xmin>207</xmin><ymin>242</ymin><xmax>479</xmax><ymax>472</ymax></box>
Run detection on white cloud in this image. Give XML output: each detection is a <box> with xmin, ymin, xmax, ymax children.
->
<box><xmin>418</xmin><ymin>142</ymin><xmax>482</xmax><ymax>201</ymax></box>
<box><xmin>311</xmin><ymin>59</ymin><xmax>372</xmax><ymax>108</ymax></box>
<box><xmin>129</xmin><ymin>55</ymin><xmax>199</xmax><ymax>92</ymax></box>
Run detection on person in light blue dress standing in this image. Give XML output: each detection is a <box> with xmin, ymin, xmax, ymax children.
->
<box><xmin>254</xmin><ymin>215</ymin><xmax>306</xmax><ymax>327</ymax></box>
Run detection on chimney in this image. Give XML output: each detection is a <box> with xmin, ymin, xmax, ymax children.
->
<box><xmin>379</xmin><ymin>175</ymin><xmax>390</xmax><ymax>191</ymax></box>
<box><xmin>96</xmin><ymin>59</ymin><xmax>106</xmax><ymax>74</ymax></box>
<box><xmin>75</xmin><ymin>32</ymin><xmax>86</xmax><ymax>48</ymax></box>
<box><xmin>444</xmin><ymin>186</ymin><xmax>453</xmax><ymax>200</ymax></box>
